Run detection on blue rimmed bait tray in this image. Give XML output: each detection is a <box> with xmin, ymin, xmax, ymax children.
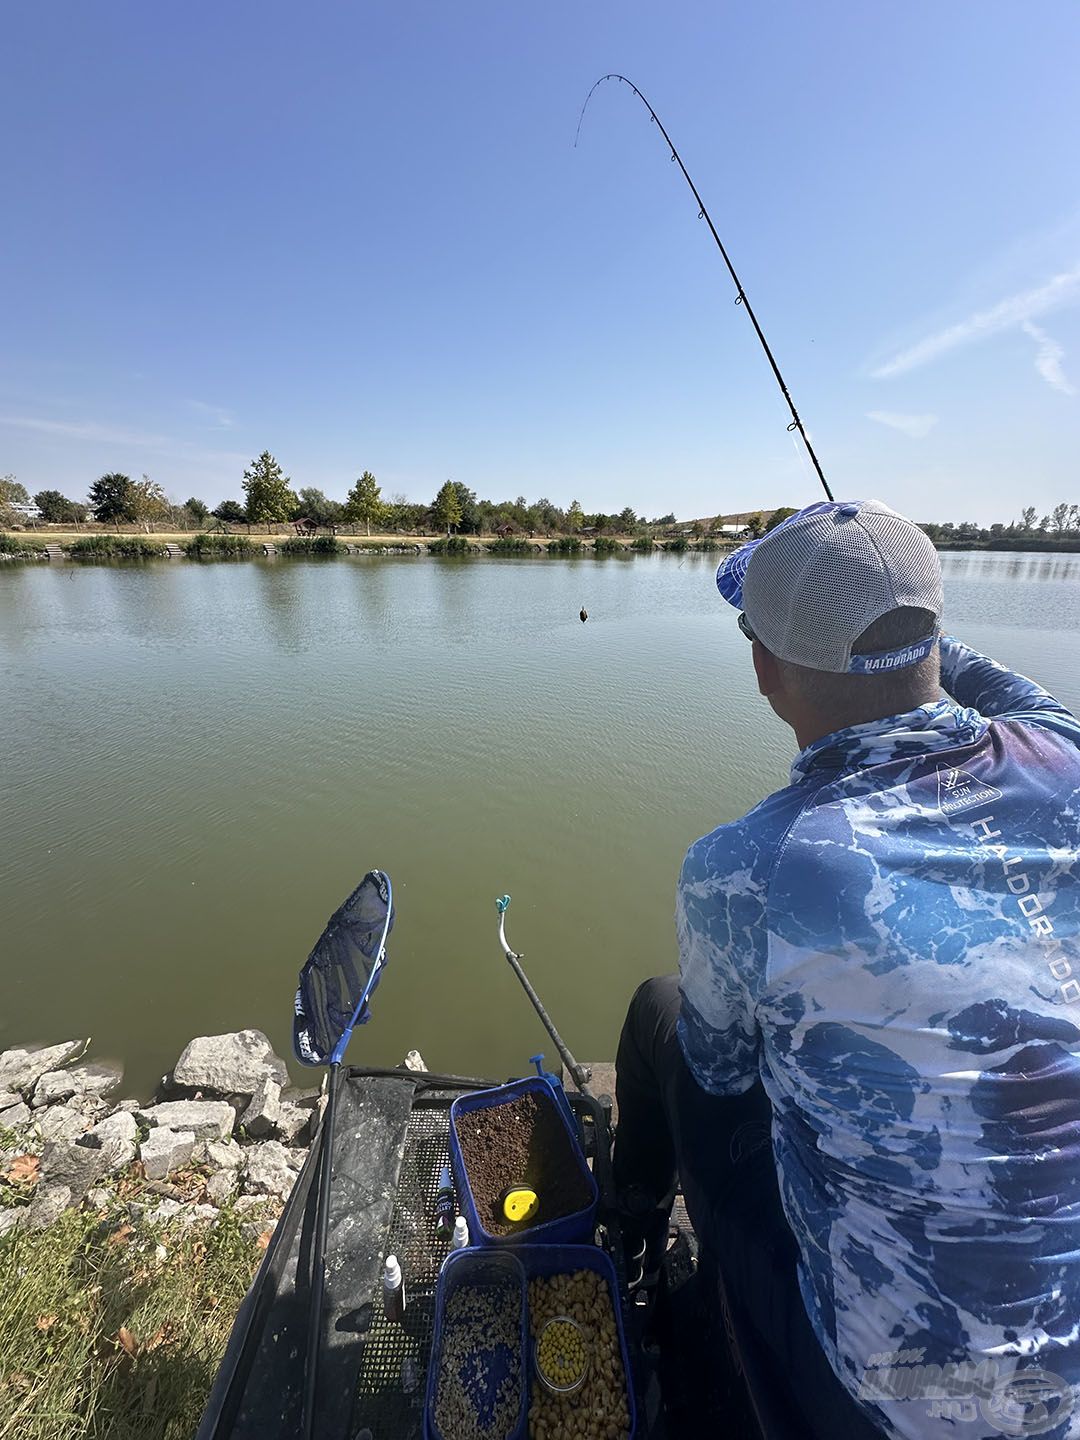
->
<box><xmin>425</xmin><ymin>1249</ymin><xmax>528</xmax><ymax>1440</ymax></box>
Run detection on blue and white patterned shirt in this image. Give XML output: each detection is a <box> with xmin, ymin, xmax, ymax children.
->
<box><xmin>677</xmin><ymin>639</ymin><xmax>1080</xmax><ymax>1438</ymax></box>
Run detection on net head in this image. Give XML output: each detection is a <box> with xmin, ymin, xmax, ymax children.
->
<box><xmin>716</xmin><ymin>500</ymin><xmax>943</xmax><ymax>673</ymax></box>
<box><xmin>293</xmin><ymin>869</ymin><xmax>394</xmax><ymax>1067</ymax></box>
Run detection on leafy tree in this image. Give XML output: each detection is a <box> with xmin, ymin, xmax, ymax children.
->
<box><xmin>185</xmin><ymin>497</ymin><xmax>209</xmax><ymax>524</ymax></box>
<box><xmin>130</xmin><ymin>474</ymin><xmax>170</xmax><ymax>531</ymax></box>
<box><xmin>297</xmin><ymin>487</ymin><xmax>343</xmax><ymax>528</ymax></box>
<box><xmin>1051</xmin><ymin>502</ymin><xmax>1071</xmax><ymax>535</ymax></box>
<box><xmin>33</xmin><ymin>489</ymin><xmax>84</xmax><ymax>523</ymax></box>
<box><xmin>451</xmin><ymin>482</ymin><xmax>480</xmax><ymax>533</ymax></box>
<box><xmin>1039</xmin><ymin>514</ymin><xmax>1051</xmax><ymax>533</ymax></box>
<box><xmin>765</xmin><ymin>506</ymin><xmax>798</xmax><ymax>532</ymax></box>
<box><xmin>213</xmin><ymin>499</ymin><xmax>248</xmax><ymax>524</ymax></box>
<box><xmin>243</xmin><ymin>452</ymin><xmax>298</xmax><ymax>532</ymax></box>
<box><xmin>618</xmin><ymin>507</ymin><xmax>638</xmax><ymax>533</ymax></box>
<box><xmin>653</xmin><ymin>513</ymin><xmax>676</xmax><ymax>527</ymax></box>
<box><xmin>343</xmin><ymin>471</ymin><xmax>384</xmax><ymax>535</ymax></box>
<box><xmin>1019</xmin><ymin>506</ymin><xmax>1038</xmax><ymax>533</ymax></box>
<box><xmin>432</xmin><ymin>479</ymin><xmax>463</xmax><ymax>535</ymax></box>
<box><xmin>89</xmin><ymin>472</ymin><xmax>137</xmax><ymax>528</ymax></box>
<box><xmin>565</xmin><ymin>500</ymin><xmax>584</xmax><ymax>534</ymax></box>
<box><xmin>744</xmin><ymin>512</ymin><xmax>767</xmax><ymax>539</ymax></box>
<box><xmin>0</xmin><ymin>476</ymin><xmax>32</xmax><ymax>526</ymax></box>
<box><xmin>1070</xmin><ymin>504</ymin><xmax>1080</xmax><ymax>534</ymax></box>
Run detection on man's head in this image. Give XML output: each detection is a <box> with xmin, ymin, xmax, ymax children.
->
<box><xmin>717</xmin><ymin>501</ymin><xmax>944</xmax><ymax>748</ymax></box>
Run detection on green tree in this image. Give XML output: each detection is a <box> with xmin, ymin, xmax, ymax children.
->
<box><xmin>213</xmin><ymin>499</ymin><xmax>247</xmax><ymax>525</ymax></box>
<box><xmin>451</xmin><ymin>482</ymin><xmax>480</xmax><ymax>533</ymax></box>
<box><xmin>185</xmin><ymin>497</ymin><xmax>209</xmax><ymax>525</ymax></box>
<box><xmin>743</xmin><ymin>511</ymin><xmax>767</xmax><ymax>539</ymax></box>
<box><xmin>1050</xmin><ymin>502</ymin><xmax>1071</xmax><ymax>535</ymax></box>
<box><xmin>243</xmin><ymin>452</ymin><xmax>298</xmax><ymax>532</ymax></box>
<box><xmin>1019</xmin><ymin>506</ymin><xmax>1038</xmax><ymax>533</ymax></box>
<box><xmin>765</xmin><ymin>506</ymin><xmax>798</xmax><ymax>532</ymax></box>
<box><xmin>618</xmin><ymin>507</ymin><xmax>638</xmax><ymax>533</ymax></box>
<box><xmin>0</xmin><ymin>476</ymin><xmax>31</xmax><ymax>526</ymax></box>
<box><xmin>296</xmin><ymin>487</ymin><xmax>343</xmax><ymax>528</ymax></box>
<box><xmin>565</xmin><ymin>500</ymin><xmax>584</xmax><ymax>534</ymax></box>
<box><xmin>343</xmin><ymin>471</ymin><xmax>384</xmax><ymax>535</ymax></box>
<box><xmin>33</xmin><ymin>489</ymin><xmax>84</xmax><ymax>523</ymax></box>
<box><xmin>130</xmin><ymin>474</ymin><xmax>170</xmax><ymax>532</ymax></box>
<box><xmin>432</xmin><ymin>479</ymin><xmax>463</xmax><ymax>535</ymax></box>
<box><xmin>89</xmin><ymin>473</ymin><xmax>137</xmax><ymax>528</ymax></box>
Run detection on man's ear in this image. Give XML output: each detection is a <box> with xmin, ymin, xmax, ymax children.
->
<box><xmin>752</xmin><ymin>640</ymin><xmax>781</xmax><ymax>698</ymax></box>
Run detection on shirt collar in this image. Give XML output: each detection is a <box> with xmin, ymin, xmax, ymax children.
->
<box><xmin>790</xmin><ymin>699</ymin><xmax>989</xmax><ymax>785</ymax></box>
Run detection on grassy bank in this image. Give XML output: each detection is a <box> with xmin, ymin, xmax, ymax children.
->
<box><xmin>0</xmin><ymin>1173</ymin><xmax>268</xmax><ymax>1440</ymax></box>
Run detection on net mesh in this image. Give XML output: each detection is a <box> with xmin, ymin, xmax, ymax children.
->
<box><xmin>349</xmin><ymin>1101</ymin><xmax>455</xmax><ymax>1436</ymax></box>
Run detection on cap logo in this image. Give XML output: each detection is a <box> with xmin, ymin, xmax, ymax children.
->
<box><xmin>848</xmin><ymin>634</ymin><xmax>936</xmax><ymax>674</ymax></box>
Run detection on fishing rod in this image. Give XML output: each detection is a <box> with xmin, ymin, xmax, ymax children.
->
<box><xmin>576</xmin><ymin>74</ymin><xmax>833</xmax><ymax>503</ymax></box>
<box><xmin>495</xmin><ymin>895</ymin><xmax>594</xmax><ymax>1097</ymax></box>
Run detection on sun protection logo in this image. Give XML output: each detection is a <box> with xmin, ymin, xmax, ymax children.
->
<box><xmin>937</xmin><ymin>764</ymin><xmax>1003</xmax><ymax>816</ymax></box>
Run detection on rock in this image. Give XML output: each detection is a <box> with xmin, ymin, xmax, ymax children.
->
<box><xmin>41</xmin><ymin>1139</ymin><xmax>120</xmax><ymax>1199</ymax></box>
<box><xmin>402</xmin><ymin>1049</ymin><xmax>428</xmax><ymax>1072</ymax></box>
<box><xmin>281</xmin><ymin>1086</ymin><xmax>320</xmax><ymax>1111</ymax></box>
<box><xmin>148</xmin><ymin>1197</ymin><xmax>183</xmax><ymax>1224</ymax></box>
<box><xmin>201</xmin><ymin>1138</ymin><xmax>242</xmax><ymax>1169</ymax></box>
<box><xmin>140</xmin><ymin>1128</ymin><xmax>196</xmax><ymax>1181</ymax></box>
<box><xmin>0</xmin><ymin>1209</ymin><xmax>24</xmax><ymax>1238</ymax></box>
<box><xmin>187</xmin><ymin>1203</ymin><xmax>219</xmax><ymax>1225</ymax></box>
<box><xmin>275</xmin><ymin>1102</ymin><xmax>313</xmax><ymax>1147</ymax></box>
<box><xmin>242</xmin><ymin>1218</ymin><xmax>276</xmax><ymax>1243</ymax></box>
<box><xmin>26</xmin><ymin>1183</ymin><xmax>74</xmax><ymax>1229</ymax></box>
<box><xmin>138</xmin><ymin>1100</ymin><xmax>235</xmax><ymax>1141</ymax></box>
<box><xmin>233</xmin><ymin>1193</ymin><xmax>271</xmax><ymax>1213</ymax></box>
<box><xmin>205</xmin><ymin>1169</ymin><xmax>236</xmax><ymax>1206</ymax></box>
<box><xmin>86</xmin><ymin>1186</ymin><xmax>113</xmax><ymax>1210</ymax></box>
<box><xmin>243</xmin><ymin>1141</ymin><xmax>300</xmax><ymax>1201</ymax></box>
<box><xmin>37</xmin><ymin>1105</ymin><xmax>95</xmax><ymax>1144</ymax></box>
<box><xmin>171</xmin><ymin>1031</ymin><xmax>288</xmax><ymax>1099</ymax></box>
<box><xmin>0</xmin><ymin>1091</ymin><xmax>20</xmax><ymax>1111</ymax></box>
<box><xmin>0</xmin><ymin>1040</ymin><xmax>88</xmax><ymax>1097</ymax></box>
<box><xmin>0</xmin><ymin>1100</ymin><xmax>32</xmax><ymax>1129</ymax></box>
<box><xmin>79</xmin><ymin>1110</ymin><xmax>138</xmax><ymax>1149</ymax></box>
<box><xmin>32</xmin><ymin>1061</ymin><xmax>123</xmax><ymax>1109</ymax></box>
<box><xmin>239</xmin><ymin>1077</ymin><xmax>281</xmax><ymax>1139</ymax></box>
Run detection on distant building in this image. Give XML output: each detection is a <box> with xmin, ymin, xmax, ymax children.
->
<box><xmin>716</xmin><ymin>522</ymin><xmax>750</xmax><ymax>538</ymax></box>
<box><xmin>9</xmin><ymin>502</ymin><xmax>40</xmax><ymax>523</ymax></box>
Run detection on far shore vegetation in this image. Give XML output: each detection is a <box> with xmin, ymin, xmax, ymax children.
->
<box><xmin>2</xmin><ymin>465</ymin><xmax>1080</xmax><ymax>558</ymax></box>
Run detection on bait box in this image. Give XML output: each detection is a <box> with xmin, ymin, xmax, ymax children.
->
<box><xmin>448</xmin><ymin>1076</ymin><xmax>598</xmax><ymax>1247</ymax></box>
<box><xmin>516</xmin><ymin>1243</ymin><xmax>639</xmax><ymax>1440</ymax></box>
<box><xmin>425</xmin><ymin>1248</ymin><xmax>528</xmax><ymax>1440</ymax></box>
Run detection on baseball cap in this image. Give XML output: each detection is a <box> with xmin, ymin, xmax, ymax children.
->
<box><xmin>715</xmin><ymin>500</ymin><xmax>943</xmax><ymax>674</ymax></box>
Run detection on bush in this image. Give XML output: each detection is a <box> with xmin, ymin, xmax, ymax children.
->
<box><xmin>630</xmin><ymin>535</ymin><xmax>654</xmax><ymax>553</ymax></box>
<box><xmin>279</xmin><ymin>535</ymin><xmax>343</xmax><ymax>556</ymax></box>
<box><xmin>428</xmin><ymin>536</ymin><xmax>472</xmax><ymax>555</ymax></box>
<box><xmin>488</xmin><ymin>536</ymin><xmax>535</xmax><ymax>556</ymax></box>
<box><xmin>665</xmin><ymin>537</ymin><xmax>689</xmax><ymax>553</ymax></box>
<box><xmin>182</xmin><ymin>533</ymin><xmax>255</xmax><ymax>559</ymax></box>
<box><xmin>591</xmin><ymin>536</ymin><xmax>624</xmax><ymax>555</ymax></box>
<box><xmin>695</xmin><ymin>536</ymin><xmax>719</xmax><ymax>553</ymax></box>
<box><xmin>546</xmin><ymin>536</ymin><xmax>582</xmax><ymax>555</ymax></box>
<box><xmin>69</xmin><ymin>535</ymin><xmax>167</xmax><ymax>559</ymax></box>
<box><xmin>0</xmin><ymin>533</ymin><xmax>46</xmax><ymax>555</ymax></box>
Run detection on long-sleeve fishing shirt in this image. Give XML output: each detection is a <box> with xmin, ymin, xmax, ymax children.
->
<box><xmin>677</xmin><ymin>638</ymin><xmax>1080</xmax><ymax>1440</ymax></box>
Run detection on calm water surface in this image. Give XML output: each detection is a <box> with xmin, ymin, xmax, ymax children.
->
<box><xmin>3</xmin><ymin>550</ymin><xmax>1079</xmax><ymax>1095</ymax></box>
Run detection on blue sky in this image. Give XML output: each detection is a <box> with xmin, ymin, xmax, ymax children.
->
<box><xmin>3</xmin><ymin>2</ymin><xmax>1079</xmax><ymax>524</ymax></box>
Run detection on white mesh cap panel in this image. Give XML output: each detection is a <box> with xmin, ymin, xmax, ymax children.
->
<box><xmin>742</xmin><ymin>501</ymin><xmax>942</xmax><ymax>672</ymax></box>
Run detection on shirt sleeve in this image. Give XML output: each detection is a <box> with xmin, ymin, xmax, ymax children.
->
<box><xmin>675</xmin><ymin>817</ymin><xmax>770</xmax><ymax>1096</ymax></box>
<box><xmin>939</xmin><ymin>635</ymin><xmax>1080</xmax><ymax>748</ymax></box>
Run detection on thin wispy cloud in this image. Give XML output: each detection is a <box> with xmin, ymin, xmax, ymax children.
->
<box><xmin>871</xmin><ymin>262</ymin><xmax>1080</xmax><ymax>379</ymax></box>
<box><xmin>187</xmin><ymin>399</ymin><xmax>235</xmax><ymax>429</ymax></box>
<box><xmin>1021</xmin><ymin>320</ymin><xmax>1075</xmax><ymax>397</ymax></box>
<box><xmin>0</xmin><ymin>414</ymin><xmax>172</xmax><ymax>448</ymax></box>
<box><xmin>866</xmin><ymin>411</ymin><xmax>939</xmax><ymax>439</ymax></box>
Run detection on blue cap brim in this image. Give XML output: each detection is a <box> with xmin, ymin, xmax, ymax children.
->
<box><xmin>715</xmin><ymin>537</ymin><xmax>766</xmax><ymax>609</ymax></box>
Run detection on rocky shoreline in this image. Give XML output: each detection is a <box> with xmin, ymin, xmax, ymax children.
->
<box><xmin>0</xmin><ymin>1030</ymin><xmax>319</xmax><ymax>1240</ymax></box>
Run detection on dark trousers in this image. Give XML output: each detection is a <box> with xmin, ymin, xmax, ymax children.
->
<box><xmin>613</xmin><ymin>975</ymin><xmax>884</xmax><ymax>1440</ymax></box>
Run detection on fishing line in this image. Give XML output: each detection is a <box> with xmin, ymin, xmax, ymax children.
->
<box><xmin>575</xmin><ymin>74</ymin><xmax>833</xmax><ymax>503</ymax></box>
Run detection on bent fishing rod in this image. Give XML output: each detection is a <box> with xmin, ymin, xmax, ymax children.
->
<box><xmin>495</xmin><ymin>895</ymin><xmax>594</xmax><ymax>1096</ymax></box>
<box><xmin>576</xmin><ymin>74</ymin><xmax>833</xmax><ymax>503</ymax></box>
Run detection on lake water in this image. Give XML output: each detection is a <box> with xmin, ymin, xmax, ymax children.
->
<box><xmin>3</xmin><ymin>549</ymin><xmax>1080</xmax><ymax>1097</ymax></box>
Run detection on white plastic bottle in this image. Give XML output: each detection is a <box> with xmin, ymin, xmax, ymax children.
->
<box><xmin>451</xmin><ymin>1216</ymin><xmax>469</xmax><ymax>1250</ymax></box>
<box><xmin>382</xmin><ymin>1253</ymin><xmax>405</xmax><ymax>1321</ymax></box>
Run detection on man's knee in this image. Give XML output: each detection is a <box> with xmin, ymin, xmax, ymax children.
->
<box><xmin>626</xmin><ymin>973</ymin><xmax>681</xmax><ymax>1030</ymax></box>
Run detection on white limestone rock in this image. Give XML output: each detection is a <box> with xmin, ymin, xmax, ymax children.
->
<box><xmin>171</xmin><ymin>1031</ymin><xmax>287</xmax><ymax>1099</ymax></box>
<box><xmin>140</xmin><ymin>1128</ymin><xmax>196</xmax><ymax>1181</ymax></box>
<box><xmin>242</xmin><ymin>1141</ymin><xmax>300</xmax><ymax>1200</ymax></box>
<box><xmin>137</xmin><ymin>1100</ymin><xmax>235</xmax><ymax>1141</ymax></box>
<box><xmin>0</xmin><ymin>1040</ymin><xmax>88</xmax><ymax>1097</ymax></box>
<box><xmin>32</xmin><ymin>1060</ymin><xmax>123</xmax><ymax>1109</ymax></box>
<box><xmin>239</xmin><ymin>1077</ymin><xmax>281</xmax><ymax>1139</ymax></box>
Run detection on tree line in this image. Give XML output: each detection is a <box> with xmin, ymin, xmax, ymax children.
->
<box><xmin>920</xmin><ymin>504</ymin><xmax>1080</xmax><ymax>544</ymax></box>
